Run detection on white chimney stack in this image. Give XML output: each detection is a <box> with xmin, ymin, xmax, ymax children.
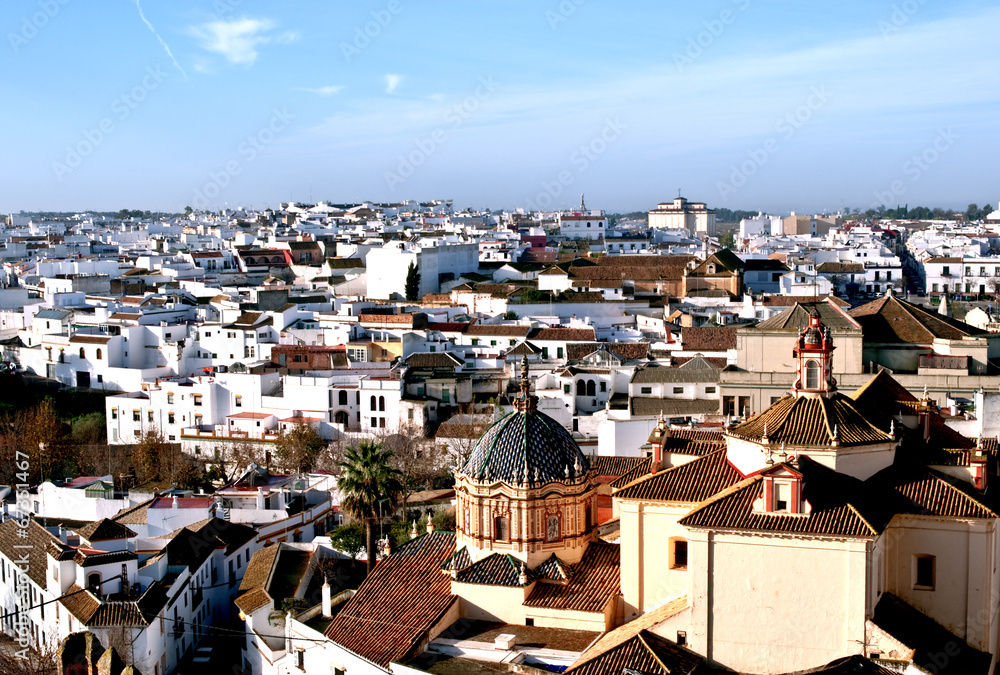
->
<box><xmin>321</xmin><ymin>579</ymin><xmax>332</xmax><ymax>619</ymax></box>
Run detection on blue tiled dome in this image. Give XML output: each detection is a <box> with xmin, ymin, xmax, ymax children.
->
<box><xmin>462</xmin><ymin>409</ymin><xmax>590</xmax><ymax>485</ymax></box>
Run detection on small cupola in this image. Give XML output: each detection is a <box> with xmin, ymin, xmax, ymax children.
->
<box><xmin>792</xmin><ymin>310</ymin><xmax>837</xmax><ymax>397</ymax></box>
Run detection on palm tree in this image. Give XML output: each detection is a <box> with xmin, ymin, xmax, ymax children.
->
<box><xmin>337</xmin><ymin>439</ymin><xmax>405</xmax><ymax>576</ymax></box>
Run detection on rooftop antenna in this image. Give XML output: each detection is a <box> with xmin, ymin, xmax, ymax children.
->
<box><xmin>580</xmin><ymin>194</ymin><xmax>586</xmax><ymax>212</ymax></box>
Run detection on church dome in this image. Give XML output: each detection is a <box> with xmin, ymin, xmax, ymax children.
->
<box><xmin>463</xmin><ymin>409</ymin><xmax>589</xmax><ymax>485</ymax></box>
<box><xmin>461</xmin><ymin>356</ymin><xmax>590</xmax><ymax>485</ymax></box>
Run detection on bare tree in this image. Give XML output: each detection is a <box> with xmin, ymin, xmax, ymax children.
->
<box><xmin>0</xmin><ymin>638</ymin><xmax>60</xmax><ymax>675</ymax></box>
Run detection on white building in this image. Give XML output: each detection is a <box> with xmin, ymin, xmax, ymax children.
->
<box><xmin>649</xmin><ymin>196</ymin><xmax>717</xmax><ymax>236</ymax></box>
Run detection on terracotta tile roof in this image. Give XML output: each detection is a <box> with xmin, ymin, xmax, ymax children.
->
<box><xmin>788</xmin><ymin>656</ymin><xmax>900</xmax><ymax>673</ymax></box>
<box><xmin>871</xmin><ymin>593</ymin><xmax>992</xmax><ymax>675</ymax></box>
<box><xmin>592</xmin><ymin>456</ymin><xmax>648</xmax><ymax>478</ymax></box>
<box><xmin>505</xmin><ymin>340</ymin><xmax>542</xmax><ymax>356</ymax></box>
<box><xmin>528</xmin><ymin>327</ymin><xmax>597</xmax><ymax>342</ymax></box>
<box><xmin>0</xmin><ymin>519</ymin><xmax>64</xmax><ymax>585</ymax></box>
<box><xmin>325</xmin><ymin>531</ymin><xmax>458</xmax><ymax>668</ymax></box>
<box><xmin>358</xmin><ymin>313</ymin><xmax>414</xmax><ymax>324</ymax></box>
<box><xmin>570</xmin><ymin>595</ymin><xmax>689</xmax><ymax>669</ymax></box>
<box><xmin>614</xmin><ymin>449</ymin><xmax>741</xmax><ymax>502</ymax></box>
<box><xmin>566</xmin><ymin>342</ymin><xmax>650</xmax><ymax>361</ymax></box>
<box><xmin>524</xmin><ymin>542</ymin><xmax>620</xmax><ymax>612</ymax></box>
<box><xmin>759</xmin><ymin>295</ymin><xmax>850</xmax><ymax>307</ymax></box>
<box><xmin>236</xmin><ymin>544</ymin><xmax>280</xmax><ymax>614</ymax></box>
<box><xmin>76</xmin><ymin>518</ymin><xmax>136</xmax><ymax>542</ymax></box>
<box><xmin>650</xmin><ymin>427</ymin><xmax>725</xmax><ymax>458</ymax></box>
<box><xmin>680</xmin><ymin>326</ymin><xmax>737</xmax><ymax>351</ymax></box>
<box><xmin>566</xmin><ymin>629</ymin><xmax>712</xmax><ymax>675</ymax></box>
<box><xmin>816</xmin><ymin>261</ymin><xmax>864</xmax><ymax>274</ymax></box>
<box><xmin>404</xmin><ymin>352</ymin><xmax>464</xmax><ymax>368</ymax></box>
<box><xmin>465</xmin><ymin>324</ymin><xmax>531</xmax><ymax>337</ymax></box>
<box><xmin>756</xmin><ymin>301</ymin><xmax>861</xmax><ymax>330</ymax></box>
<box><xmin>630</xmin><ymin>398</ymin><xmax>719</xmax><ymax>417</ymax></box>
<box><xmin>680</xmin><ymin>458</ymin><xmax>887</xmax><ymax>538</ymax></box>
<box><xmin>59</xmin><ymin>584</ymin><xmax>102</xmax><ymax>623</ymax></box>
<box><xmin>670</xmin><ymin>355</ymin><xmax>728</xmax><ymax>368</ymax></box>
<box><xmin>69</xmin><ymin>334</ymin><xmax>112</xmax><ymax>344</ymax></box>
<box><xmin>631</xmin><ymin>359</ymin><xmax>720</xmax><ymax>384</ymax></box>
<box><xmin>848</xmin><ymin>295</ymin><xmax>986</xmax><ymax>343</ymax></box>
<box><xmin>73</xmin><ymin>548</ymin><xmax>137</xmax><ymax>568</ymax></box>
<box><xmin>874</xmin><ymin>466</ymin><xmax>998</xmax><ymax>519</ymax></box>
<box><xmin>609</xmin><ymin>458</ymin><xmax>655</xmax><ymax>490</ymax></box>
<box><xmin>728</xmin><ymin>393</ymin><xmax>894</xmax><ymax>447</ymax></box>
<box><xmin>456</xmin><ymin>552</ymin><xmax>535</xmax><ymax>586</ymax></box>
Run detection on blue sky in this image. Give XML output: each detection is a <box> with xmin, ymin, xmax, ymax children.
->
<box><xmin>2</xmin><ymin>0</ymin><xmax>998</xmax><ymax>214</ymax></box>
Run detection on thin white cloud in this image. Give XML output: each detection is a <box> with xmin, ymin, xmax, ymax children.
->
<box><xmin>189</xmin><ymin>17</ymin><xmax>298</xmax><ymax>66</ymax></box>
<box><xmin>135</xmin><ymin>0</ymin><xmax>187</xmax><ymax>78</ymax></box>
<box><xmin>299</xmin><ymin>85</ymin><xmax>345</xmax><ymax>97</ymax></box>
<box><xmin>385</xmin><ymin>74</ymin><xmax>402</xmax><ymax>94</ymax></box>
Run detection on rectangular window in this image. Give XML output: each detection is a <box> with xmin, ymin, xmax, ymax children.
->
<box><xmin>111</xmin><ymin>408</ymin><xmax>117</xmax><ymax>419</ymax></box>
<box><xmin>168</xmin><ymin>412</ymin><xmax>175</xmax><ymax>424</ymax></box>
<box><xmin>442</xmin><ymin>389</ymin><xmax>450</xmax><ymax>403</ymax></box>
<box><xmin>167</xmin><ymin>393</ymin><xmax>174</xmax><ymax>404</ymax></box>
<box><xmin>564</xmin><ymin>384</ymin><xmax>571</xmax><ymax>394</ymax></box>
<box><xmin>193</xmin><ymin>395</ymin><xmax>202</xmax><ymax>406</ymax></box>
<box><xmin>235</xmin><ymin>395</ymin><xmax>242</xmax><ymax>407</ymax></box>
<box><xmin>132</xmin><ymin>410</ymin><xmax>141</xmax><ymax>422</ymax></box>
<box><xmin>723</xmin><ymin>396</ymin><xmax>735</xmax><ymax>416</ymax></box>
<box><xmin>673</xmin><ymin>386</ymin><xmax>684</xmax><ymax>394</ymax></box>
<box><xmin>557</xmin><ymin>347</ymin><xmax>564</xmax><ymax>358</ymax></box>
<box><xmin>775</xmin><ymin>482</ymin><xmax>790</xmax><ymax>511</ymax></box>
<box><xmin>671</xmin><ymin>539</ymin><xmax>688</xmax><ymax>569</ymax></box>
<box><xmin>738</xmin><ymin>396</ymin><xmax>751</xmax><ymax>417</ymax></box>
<box><xmin>640</xmin><ymin>386</ymin><xmax>652</xmax><ymax>395</ymax></box>
<box><xmin>147</xmin><ymin>411</ymin><xmax>154</xmax><ymax>423</ymax></box>
<box><xmin>705</xmin><ymin>386</ymin><xmax>717</xmax><ymax>394</ymax></box>
<box><xmin>914</xmin><ymin>555</ymin><xmax>935</xmax><ymax>590</ymax></box>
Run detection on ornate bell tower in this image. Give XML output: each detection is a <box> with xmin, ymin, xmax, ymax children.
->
<box><xmin>792</xmin><ymin>310</ymin><xmax>836</xmax><ymax>397</ymax></box>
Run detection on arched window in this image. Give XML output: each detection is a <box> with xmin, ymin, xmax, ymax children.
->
<box><xmin>546</xmin><ymin>516</ymin><xmax>560</xmax><ymax>542</ymax></box>
<box><xmin>379</xmin><ymin>396</ymin><xmax>385</xmax><ymax>412</ymax></box>
<box><xmin>576</xmin><ymin>380</ymin><xmax>586</xmax><ymax>396</ymax></box>
<box><xmin>494</xmin><ymin>516</ymin><xmax>509</xmax><ymax>541</ymax></box>
<box><xmin>87</xmin><ymin>572</ymin><xmax>101</xmax><ymax>594</ymax></box>
<box><xmin>464</xmin><ymin>507</ymin><xmax>470</xmax><ymax>533</ymax></box>
<box><xmin>586</xmin><ymin>380</ymin><xmax>596</xmax><ymax>397</ymax></box>
<box><xmin>805</xmin><ymin>360</ymin><xmax>821</xmax><ymax>389</ymax></box>
<box><xmin>338</xmin><ymin>390</ymin><xmax>348</xmax><ymax>406</ymax></box>
<box><xmin>370</xmin><ymin>396</ymin><xmax>377</xmax><ymax>411</ymax></box>
<box><xmin>79</xmin><ymin>347</ymin><xmax>85</xmax><ymax>359</ymax></box>
<box><xmin>334</xmin><ymin>410</ymin><xmax>349</xmax><ymax>426</ymax></box>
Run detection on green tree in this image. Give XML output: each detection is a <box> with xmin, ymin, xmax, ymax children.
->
<box><xmin>337</xmin><ymin>440</ymin><xmax>405</xmax><ymax>576</ymax></box>
<box><xmin>184</xmin><ymin>205</ymin><xmax>193</xmax><ymax>216</ymax></box>
<box><xmin>967</xmin><ymin>203</ymin><xmax>980</xmax><ymax>220</ymax></box>
<box><xmin>274</xmin><ymin>423</ymin><xmax>325</xmax><ymax>473</ymax></box>
<box><xmin>405</xmin><ymin>261</ymin><xmax>421</xmax><ymax>301</ymax></box>
<box><xmin>719</xmin><ymin>231</ymin><xmax>735</xmax><ymax>248</ymax></box>
<box><xmin>329</xmin><ymin>522</ymin><xmax>366</xmax><ymax>559</ymax></box>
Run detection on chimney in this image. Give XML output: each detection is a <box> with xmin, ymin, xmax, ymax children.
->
<box><xmin>426</xmin><ymin>518</ymin><xmax>435</xmax><ymax>535</ymax></box>
<box><xmin>256</xmin><ymin>487</ymin><xmax>265</xmax><ymax>510</ymax></box>
<box><xmin>321</xmin><ymin>578</ymin><xmax>332</xmax><ymax>619</ymax></box>
<box><xmin>172</xmin><ymin>495</ymin><xmax>179</xmax><ymax>509</ymax></box>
